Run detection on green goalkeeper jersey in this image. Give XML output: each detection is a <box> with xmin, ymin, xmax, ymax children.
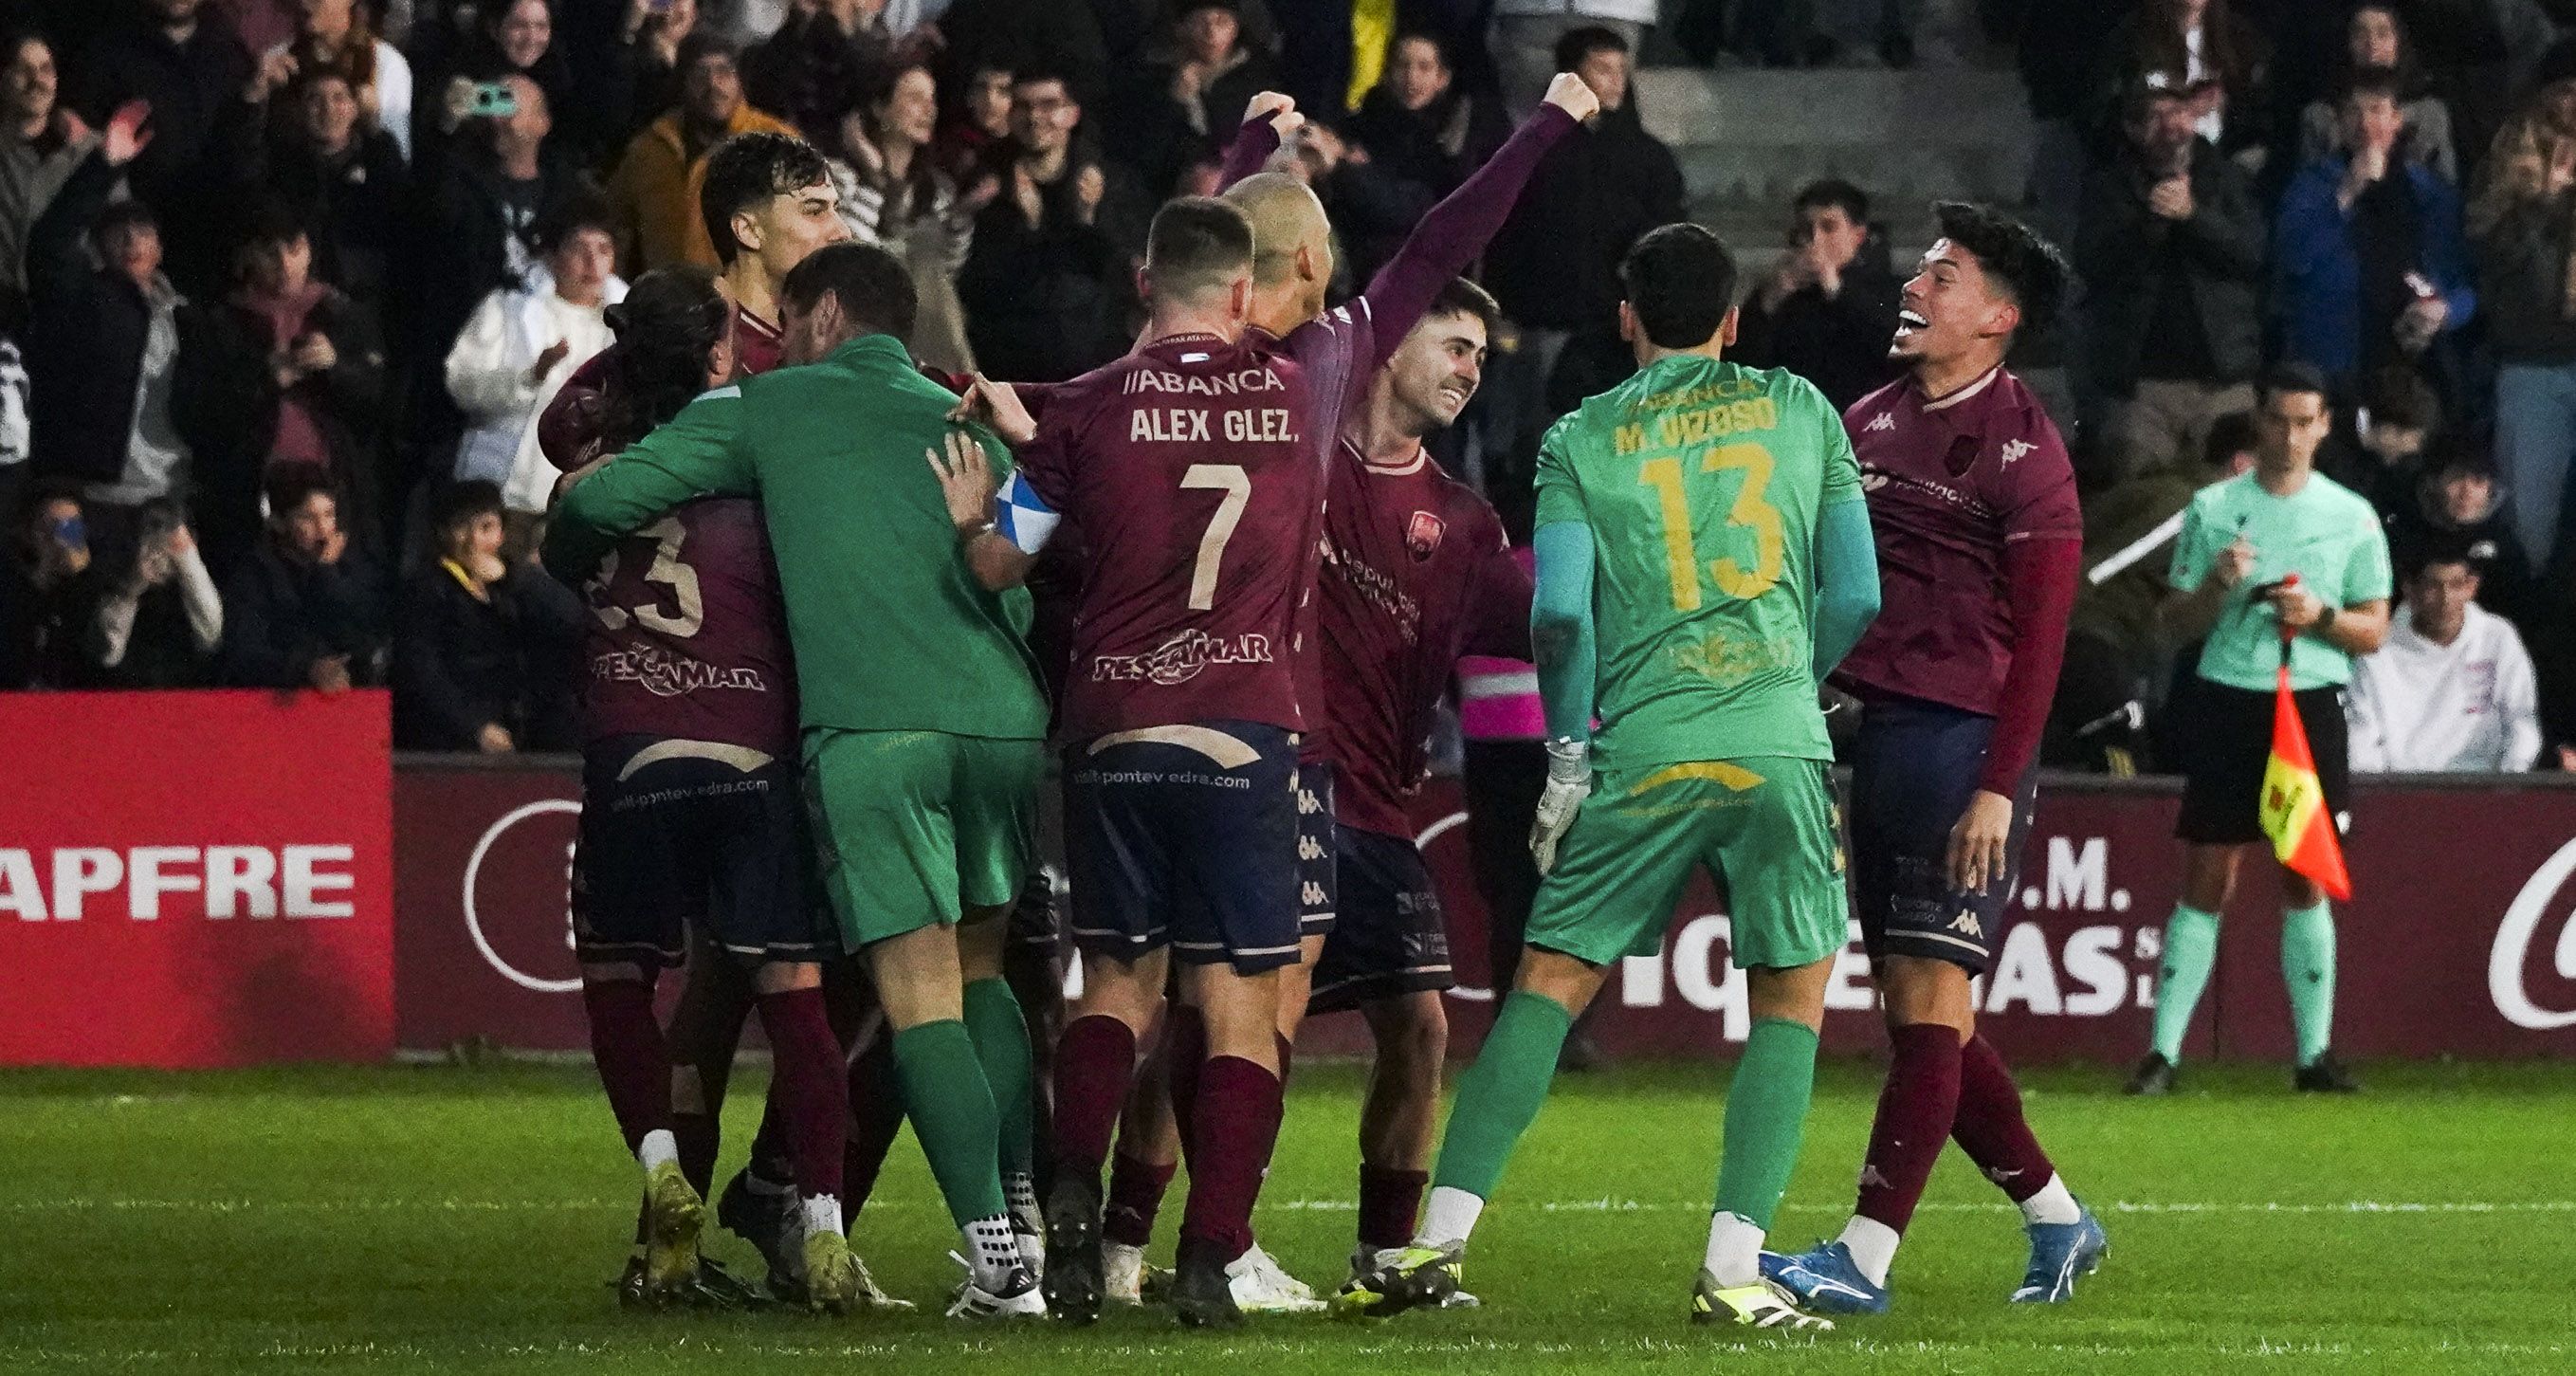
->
<box><xmin>1531</xmin><ymin>355</ymin><xmax>1863</xmax><ymax>770</ymax></box>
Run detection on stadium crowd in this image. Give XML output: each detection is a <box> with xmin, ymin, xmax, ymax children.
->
<box><xmin>0</xmin><ymin>0</ymin><xmax>2567</xmax><ymax>778</ymax></box>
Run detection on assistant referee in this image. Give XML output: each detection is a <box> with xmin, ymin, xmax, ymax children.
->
<box><xmin>2128</xmin><ymin>363</ymin><xmax>2390</xmax><ymax>1097</ymax></box>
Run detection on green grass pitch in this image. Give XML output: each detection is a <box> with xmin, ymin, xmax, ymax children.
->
<box><xmin>2</xmin><ymin>1057</ymin><xmax>2569</xmax><ymax>1373</ymax></box>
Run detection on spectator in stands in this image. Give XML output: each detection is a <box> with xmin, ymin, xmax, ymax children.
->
<box><xmin>956</xmin><ymin>69</ymin><xmax>1142</xmax><ymax>382</ymax></box>
<box><xmin>240</xmin><ymin>68</ymin><xmax>407</xmax><ymax>315</ymax></box>
<box><xmin>0</xmin><ymin>32</ymin><xmax>96</xmax><ymax>329</ymax></box>
<box><xmin>395</xmin><ymin>478</ymin><xmax>577</xmax><ymax>752</ymax></box>
<box><xmin>2295</xmin><ymin>3</ymin><xmax>2457</xmax><ymax>185</ymax></box>
<box><xmin>606</xmin><ymin>34</ymin><xmax>797</xmax><ymax>270</ymax></box>
<box><xmin>2093</xmin><ymin>0</ymin><xmax>2271</xmax><ymax>162</ymax></box>
<box><xmin>937</xmin><ymin>63</ymin><xmax>1014</xmax><ymax>186</ymax></box>
<box><xmin>2468</xmin><ymin>39</ymin><xmax>2576</xmax><ymax>578</ymax></box>
<box><xmin>2347</xmin><ymin>549</ymin><xmax>2543</xmax><ymax>770</ymax></box>
<box><xmin>257</xmin><ymin>0</ymin><xmax>412</xmax><ymax>161</ymax></box>
<box><xmin>937</xmin><ymin>0</ymin><xmax>1109</xmax><ymax>111</ymax></box>
<box><xmin>2274</xmin><ymin>71</ymin><xmax>2474</xmax><ymax>392</ymax></box>
<box><xmin>0</xmin><ymin>480</ymin><xmax>100</xmax><ymax>689</ymax></box>
<box><xmin>69</xmin><ymin>0</ymin><xmax>257</xmax><ymax>297</ymax></box>
<box><xmin>191</xmin><ymin>203</ymin><xmax>389</xmax><ymax>581</ymax></box>
<box><xmin>2320</xmin><ymin>362</ymin><xmax>2439</xmax><ymax>515</ymax></box>
<box><xmin>419</xmin><ymin>0</ymin><xmax>594</xmax><ymax>167</ymax></box>
<box><xmin>218</xmin><ymin>468</ymin><xmax>390</xmax><ymax>690</ymax></box>
<box><xmin>1482</xmin><ymin>26</ymin><xmax>1682</xmax><ymax>465</ymax></box>
<box><xmin>1489</xmin><ymin>0</ymin><xmax>1657</xmax><ymax>115</ymax></box>
<box><xmin>1119</xmin><ymin>0</ymin><xmax>1281</xmax><ymax>195</ymax></box>
<box><xmin>446</xmin><ymin>196</ymin><xmax>623</xmax><ymax>509</ymax></box>
<box><xmin>27</xmin><ymin>107</ymin><xmax>208</xmax><ymax>554</ymax></box>
<box><xmin>607</xmin><ymin>0</ymin><xmax>702</xmax><ymax>144</ymax></box>
<box><xmin>216</xmin><ymin>0</ymin><xmax>299</xmax><ymax>59</ymax></box>
<box><xmin>743</xmin><ymin>0</ymin><xmax>900</xmax><ymax>144</ymax></box>
<box><xmin>0</xmin><ymin>335</ymin><xmax>25</xmax><ymax>523</ymax></box>
<box><xmin>2386</xmin><ymin>444</ymin><xmax>2539</xmax><ymax>620</ymax></box>
<box><xmin>1731</xmin><ymin>177</ymin><xmax>1903</xmax><ymax>413</ymax></box>
<box><xmin>1336</xmin><ymin>30</ymin><xmax>1510</xmax><ymax>284</ymax></box>
<box><xmin>2077</xmin><ymin>82</ymin><xmax>2264</xmax><ymax>483</ymax></box>
<box><xmin>829</xmin><ymin>63</ymin><xmax>980</xmax><ymax>372</ymax></box>
<box><xmin>88</xmin><ymin>498</ymin><xmax>222</xmax><ymax>688</ymax></box>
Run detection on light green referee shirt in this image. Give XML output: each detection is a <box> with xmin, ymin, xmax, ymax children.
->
<box><xmin>2169</xmin><ymin>468</ymin><xmax>2392</xmax><ymax>693</ymax></box>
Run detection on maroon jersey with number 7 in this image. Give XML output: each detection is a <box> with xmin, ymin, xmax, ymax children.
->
<box><xmin>1012</xmin><ymin>332</ymin><xmax>1323</xmax><ymax>740</ymax></box>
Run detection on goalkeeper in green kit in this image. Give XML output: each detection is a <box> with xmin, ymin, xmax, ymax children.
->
<box><xmin>542</xmin><ymin>244</ymin><xmax>1052</xmax><ymax>1318</ymax></box>
<box><xmin>1339</xmin><ymin>225</ymin><xmax>1882</xmax><ymax>1330</ymax></box>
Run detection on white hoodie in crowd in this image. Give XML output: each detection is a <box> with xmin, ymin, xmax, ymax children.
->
<box><xmin>2346</xmin><ymin>602</ymin><xmax>2543</xmax><ymax>773</ymax></box>
<box><xmin>443</xmin><ymin>266</ymin><xmax>626</xmax><ymax>511</ymax></box>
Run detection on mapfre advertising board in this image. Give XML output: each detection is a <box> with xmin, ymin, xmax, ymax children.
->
<box><xmin>0</xmin><ymin>690</ymin><xmax>394</xmax><ymax>1067</ymax></box>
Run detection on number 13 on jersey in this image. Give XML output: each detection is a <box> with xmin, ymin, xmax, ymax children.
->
<box><xmin>1639</xmin><ymin>441</ymin><xmax>1784</xmax><ymax>610</ymax></box>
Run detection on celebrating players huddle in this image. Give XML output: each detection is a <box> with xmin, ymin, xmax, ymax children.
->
<box><xmin>540</xmin><ymin>81</ymin><xmax>2105</xmax><ymax>1333</ymax></box>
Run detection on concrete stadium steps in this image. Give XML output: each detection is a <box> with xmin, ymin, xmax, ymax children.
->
<box><xmin>1632</xmin><ymin>65</ymin><xmax>2037</xmax><ymax>266</ymax></box>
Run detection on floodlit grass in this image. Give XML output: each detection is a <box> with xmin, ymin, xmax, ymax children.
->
<box><xmin>2</xmin><ymin>1057</ymin><xmax>2569</xmax><ymax>1373</ymax></box>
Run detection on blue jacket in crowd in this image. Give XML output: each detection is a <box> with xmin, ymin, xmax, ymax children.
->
<box><xmin>2273</xmin><ymin>156</ymin><xmax>2476</xmax><ymax>383</ymax></box>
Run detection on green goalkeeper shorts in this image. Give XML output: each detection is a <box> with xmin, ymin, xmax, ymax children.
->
<box><xmin>1525</xmin><ymin>756</ymin><xmax>1848</xmax><ymax>972</ymax></box>
<box><xmin>801</xmin><ymin>727</ymin><xmax>1043</xmax><ymax>949</ymax></box>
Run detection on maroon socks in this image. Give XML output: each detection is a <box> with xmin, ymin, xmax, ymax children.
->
<box><xmin>1854</xmin><ymin>1022</ymin><xmax>1964</xmax><ymax>1234</ymax></box>
<box><xmin>755</xmin><ymin>987</ymin><xmax>848</xmax><ymax>1206</ymax></box>
<box><xmin>1357</xmin><ymin>1163</ymin><xmax>1429</xmax><ymax>1253</ymax></box>
<box><xmin>1104</xmin><ymin>1150</ymin><xmax>1178</xmax><ymax>1248</ymax></box>
<box><xmin>1178</xmin><ymin>1055</ymin><xmax>1285</xmax><ymax>1259</ymax></box>
<box><xmin>1951</xmin><ymin>1032</ymin><xmax>2056</xmax><ymax>1202</ymax></box>
<box><xmin>1050</xmin><ymin>1015</ymin><xmax>1140</xmax><ymax>1184</ymax></box>
<box><xmin>581</xmin><ymin>979</ymin><xmax>670</xmax><ymax>1156</ymax></box>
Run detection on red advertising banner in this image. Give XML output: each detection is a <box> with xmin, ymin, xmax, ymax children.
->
<box><xmin>0</xmin><ymin>690</ymin><xmax>394</xmax><ymax>1067</ymax></box>
<box><xmin>395</xmin><ymin>759</ymin><xmax>2576</xmax><ymax>1065</ymax></box>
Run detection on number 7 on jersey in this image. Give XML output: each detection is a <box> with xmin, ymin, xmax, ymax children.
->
<box><xmin>1180</xmin><ymin>464</ymin><xmax>1250</xmax><ymax>611</ymax></box>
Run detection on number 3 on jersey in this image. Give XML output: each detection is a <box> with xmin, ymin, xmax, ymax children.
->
<box><xmin>1639</xmin><ymin>442</ymin><xmax>1783</xmax><ymax>611</ymax></box>
<box><xmin>589</xmin><ymin>516</ymin><xmax>703</xmax><ymax>636</ymax></box>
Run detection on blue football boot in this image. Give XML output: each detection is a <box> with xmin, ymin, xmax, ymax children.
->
<box><xmin>1758</xmin><ymin>1241</ymin><xmax>1891</xmax><ymax>1315</ymax></box>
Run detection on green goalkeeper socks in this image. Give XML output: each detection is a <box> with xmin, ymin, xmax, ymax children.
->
<box><xmin>961</xmin><ymin>978</ymin><xmax>1034</xmax><ymax>1178</ymax></box>
<box><xmin>2281</xmin><ymin>900</ymin><xmax>2336</xmax><ymax>1065</ymax></box>
<box><xmin>2150</xmin><ymin>904</ymin><xmax>2220</xmax><ymax>1063</ymax></box>
<box><xmin>1710</xmin><ymin>1018</ymin><xmax>1819</xmax><ymax>1231</ymax></box>
<box><xmin>1430</xmin><ymin>990</ymin><xmax>1574</xmax><ymax>1201</ymax></box>
<box><xmin>891</xmin><ymin>1018</ymin><xmax>1008</xmax><ymax>1227</ymax></box>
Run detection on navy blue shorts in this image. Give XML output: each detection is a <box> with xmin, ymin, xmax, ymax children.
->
<box><xmin>1062</xmin><ymin>721</ymin><xmax>1303</xmax><ymax>973</ymax></box>
<box><xmin>1309</xmin><ymin>825</ymin><xmax>1453</xmax><ymax>1015</ymax></box>
<box><xmin>1847</xmin><ymin>698</ymin><xmax>2038</xmax><ymax>976</ymax></box>
<box><xmin>1296</xmin><ymin>761</ymin><xmax>1338</xmax><ymax>937</ymax></box>
<box><xmin>571</xmin><ymin>735</ymin><xmax>832</xmax><ymax>967</ymax></box>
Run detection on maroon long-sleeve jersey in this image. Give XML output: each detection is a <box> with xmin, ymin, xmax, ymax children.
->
<box><xmin>1317</xmin><ymin>437</ymin><xmax>1533</xmax><ymax>838</ymax></box>
<box><xmin>1014</xmin><ymin>332</ymin><xmax>1325</xmax><ymax>740</ymax></box>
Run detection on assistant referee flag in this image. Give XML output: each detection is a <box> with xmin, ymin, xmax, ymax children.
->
<box><xmin>2258</xmin><ymin>578</ymin><xmax>2353</xmax><ymax>900</ymax></box>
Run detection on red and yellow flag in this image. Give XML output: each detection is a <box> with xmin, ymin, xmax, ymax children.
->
<box><xmin>2258</xmin><ymin>660</ymin><xmax>2353</xmax><ymax>901</ymax></box>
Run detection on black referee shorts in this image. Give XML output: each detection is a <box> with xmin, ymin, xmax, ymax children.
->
<box><xmin>2174</xmin><ymin>680</ymin><xmax>2351</xmax><ymax>847</ymax></box>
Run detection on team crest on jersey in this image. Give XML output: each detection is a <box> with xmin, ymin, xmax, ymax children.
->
<box><xmin>1999</xmin><ymin>437</ymin><xmax>2036</xmax><ymax>467</ymax></box>
<box><xmin>1405</xmin><ymin>510</ymin><xmax>1446</xmax><ymax>561</ymax></box>
<box><xmin>1864</xmin><ymin>412</ymin><xmax>1895</xmax><ymax>432</ymax></box>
